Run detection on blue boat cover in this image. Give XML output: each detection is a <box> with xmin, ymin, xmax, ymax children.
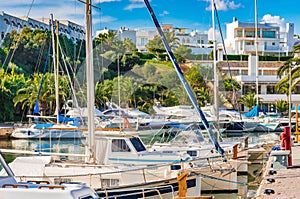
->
<box><xmin>243</xmin><ymin>105</ymin><xmax>259</xmax><ymax>118</ymax></box>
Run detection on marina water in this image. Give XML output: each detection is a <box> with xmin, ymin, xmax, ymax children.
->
<box><xmin>0</xmin><ymin>132</ymin><xmax>276</xmax><ymax>199</ymax></box>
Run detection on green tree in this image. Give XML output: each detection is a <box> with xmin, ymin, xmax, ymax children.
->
<box><xmin>292</xmin><ymin>42</ymin><xmax>300</xmax><ymax>53</ymax></box>
<box><xmin>95</xmin><ymin>79</ymin><xmax>114</xmax><ymax>110</ymax></box>
<box><xmin>184</xmin><ymin>67</ymin><xmax>209</xmax><ymax>106</ymax></box>
<box><xmin>184</xmin><ymin>67</ymin><xmax>206</xmax><ymax>89</ymax></box>
<box><xmin>2</xmin><ymin>27</ymin><xmax>50</xmax><ymax>75</ymax></box>
<box><xmin>275</xmin><ymin>59</ymin><xmax>300</xmax><ymax>102</ymax></box>
<box><xmin>122</xmin><ymin>38</ymin><xmax>136</xmax><ymax>52</ymax></box>
<box><xmin>0</xmin><ymin>68</ymin><xmax>26</xmax><ymax>121</ymax></box>
<box><xmin>273</xmin><ymin>99</ymin><xmax>288</xmax><ymax>114</ymax></box>
<box><xmin>13</xmin><ymin>72</ymin><xmax>68</xmax><ymax>117</ymax></box>
<box><xmin>222</xmin><ymin>78</ymin><xmax>241</xmax><ymax>109</ymax></box>
<box><xmin>94</xmin><ymin>31</ymin><xmax>124</xmax><ymax>53</ymax></box>
<box><xmin>174</xmin><ymin>44</ymin><xmax>192</xmax><ymax>63</ymax></box>
<box><xmin>142</xmin><ymin>64</ymin><xmax>156</xmax><ymax>78</ymax></box>
<box><xmin>238</xmin><ymin>93</ymin><xmax>261</xmax><ymax>111</ymax></box>
<box><xmin>145</xmin><ymin>31</ymin><xmax>179</xmax><ymax>59</ymax></box>
<box><xmin>194</xmin><ymin>87</ymin><xmax>210</xmax><ymax>107</ymax></box>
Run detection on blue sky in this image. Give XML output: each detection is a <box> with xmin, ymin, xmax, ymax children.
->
<box><xmin>2</xmin><ymin>0</ymin><xmax>300</xmax><ymax>37</ymax></box>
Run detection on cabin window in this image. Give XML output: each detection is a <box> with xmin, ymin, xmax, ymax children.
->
<box><xmin>111</xmin><ymin>139</ymin><xmax>131</xmax><ymax>152</ymax></box>
<box><xmin>102</xmin><ymin>179</ymin><xmax>119</xmax><ymax>187</ymax></box>
<box><xmin>187</xmin><ymin>150</ymin><xmax>197</xmax><ymax>157</ymax></box>
<box><xmin>80</xmin><ymin>196</ymin><xmax>96</xmax><ymax>199</ymax></box>
<box><xmin>0</xmin><ymin>163</ymin><xmax>9</xmax><ymax>177</ymax></box>
<box><xmin>130</xmin><ymin>137</ymin><xmax>146</xmax><ymax>152</ymax></box>
<box><xmin>170</xmin><ymin>165</ymin><xmax>181</xmax><ymax>170</ymax></box>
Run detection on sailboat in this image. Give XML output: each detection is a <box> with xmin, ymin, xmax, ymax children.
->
<box><xmin>4</xmin><ymin>2</ymin><xmax>203</xmax><ymax>198</ymax></box>
<box><xmin>142</xmin><ymin>0</ymin><xmax>241</xmax><ymax>193</ymax></box>
<box><xmin>0</xmin><ymin>151</ymin><xmax>99</xmax><ymax>199</ymax></box>
<box><xmin>10</xmin><ymin>15</ymin><xmax>83</xmax><ymax>140</ymax></box>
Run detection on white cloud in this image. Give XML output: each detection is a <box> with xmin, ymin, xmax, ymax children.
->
<box><xmin>124</xmin><ymin>3</ymin><xmax>145</xmax><ymax>10</ymax></box>
<box><xmin>159</xmin><ymin>10</ymin><xmax>170</xmax><ymax>17</ymax></box>
<box><xmin>2</xmin><ymin>1</ymin><xmax>87</xmax><ymax>25</ymax></box>
<box><xmin>262</xmin><ymin>14</ymin><xmax>286</xmax><ymax>32</ymax></box>
<box><xmin>205</xmin><ymin>0</ymin><xmax>242</xmax><ymax>11</ymax></box>
<box><xmin>207</xmin><ymin>27</ymin><xmax>222</xmax><ymax>42</ymax></box>
<box><xmin>94</xmin><ymin>0</ymin><xmax>121</xmax><ymax>3</ymax></box>
<box><xmin>129</xmin><ymin>0</ymin><xmax>145</xmax><ymax>2</ymax></box>
<box><xmin>124</xmin><ymin>0</ymin><xmax>151</xmax><ymax>11</ymax></box>
<box><xmin>94</xmin><ymin>15</ymin><xmax>117</xmax><ymax>24</ymax></box>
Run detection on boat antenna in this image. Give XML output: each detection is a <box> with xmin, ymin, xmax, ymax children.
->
<box><xmin>143</xmin><ymin>0</ymin><xmax>224</xmax><ymax>155</ymax></box>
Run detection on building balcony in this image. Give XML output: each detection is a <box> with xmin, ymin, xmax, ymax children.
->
<box><xmin>258</xmin><ymin>94</ymin><xmax>300</xmax><ymax>104</ymax></box>
<box><xmin>235</xmin><ymin>75</ymin><xmax>280</xmax><ymax>84</ymax></box>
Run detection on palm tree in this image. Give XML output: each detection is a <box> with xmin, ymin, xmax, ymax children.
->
<box><xmin>292</xmin><ymin>42</ymin><xmax>300</xmax><ymax>53</ymax></box>
<box><xmin>0</xmin><ymin>68</ymin><xmax>26</xmax><ymax>121</ymax></box>
<box><xmin>195</xmin><ymin>87</ymin><xmax>210</xmax><ymax>107</ymax></box>
<box><xmin>273</xmin><ymin>99</ymin><xmax>288</xmax><ymax>115</ymax></box>
<box><xmin>275</xmin><ymin>59</ymin><xmax>300</xmax><ymax>103</ymax></box>
<box><xmin>222</xmin><ymin>78</ymin><xmax>241</xmax><ymax>109</ymax></box>
<box><xmin>122</xmin><ymin>38</ymin><xmax>136</xmax><ymax>52</ymax></box>
<box><xmin>13</xmin><ymin>73</ymin><xmax>68</xmax><ymax>116</ymax></box>
<box><xmin>95</xmin><ymin>79</ymin><xmax>114</xmax><ymax>109</ymax></box>
<box><xmin>145</xmin><ymin>31</ymin><xmax>179</xmax><ymax>59</ymax></box>
<box><xmin>238</xmin><ymin>93</ymin><xmax>262</xmax><ymax>111</ymax></box>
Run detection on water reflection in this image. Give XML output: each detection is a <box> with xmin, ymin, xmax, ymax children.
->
<box><xmin>0</xmin><ymin>139</ymin><xmax>85</xmax><ymax>162</ymax></box>
<box><xmin>0</xmin><ymin>132</ymin><xmax>272</xmax><ymax>198</ymax></box>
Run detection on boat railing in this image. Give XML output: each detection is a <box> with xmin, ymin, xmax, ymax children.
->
<box><xmin>100</xmin><ymin>184</ymin><xmax>174</xmax><ymax>199</ymax></box>
<box><xmin>13</xmin><ymin>155</ymin><xmax>226</xmax><ymax>189</ymax></box>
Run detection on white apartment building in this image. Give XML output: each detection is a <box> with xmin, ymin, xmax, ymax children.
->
<box><xmin>95</xmin><ymin>25</ymin><xmax>211</xmax><ymax>53</ymax></box>
<box><xmin>96</xmin><ymin>27</ymin><xmax>139</xmax><ymax>47</ymax></box>
<box><xmin>225</xmin><ymin>18</ymin><xmax>295</xmax><ymax>56</ymax></box>
<box><xmin>176</xmin><ymin>30</ymin><xmax>212</xmax><ymax>54</ymax></box>
<box><xmin>136</xmin><ymin>29</ymin><xmax>157</xmax><ymax>52</ymax></box>
<box><xmin>0</xmin><ymin>11</ymin><xmax>85</xmax><ymax>43</ymax></box>
<box><xmin>216</xmin><ymin>55</ymin><xmax>300</xmax><ymax>112</ymax></box>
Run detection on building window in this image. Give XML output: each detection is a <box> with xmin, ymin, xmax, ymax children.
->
<box><xmin>236</xmin><ymin>30</ymin><xmax>243</xmax><ymax>37</ymax></box>
<box><xmin>196</xmin><ymin>39</ymin><xmax>204</xmax><ymax>44</ymax></box>
<box><xmin>245</xmin><ymin>41</ymin><xmax>254</xmax><ymax>45</ymax></box>
<box><xmin>140</xmin><ymin>37</ymin><xmax>147</xmax><ymax>46</ymax></box>
<box><xmin>243</xmin><ymin>85</ymin><xmax>260</xmax><ymax>95</ymax></box>
<box><xmin>4</xmin><ymin>18</ymin><xmax>10</xmax><ymax>25</ymax></box>
<box><xmin>295</xmin><ymin>86</ymin><xmax>300</xmax><ymax>94</ymax></box>
<box><xmin>262</xmin><ymin>31</ymin><xmax>275</xmax><ymax>38</ymax></box>
<box><xmin>245</xmin><ymin>31</ymin><xmax>255</xmax><ymax>37</ymax></box>
<box><xmin>267</xmin><ymin>85</ymin><xmax>275</xmax><ymax>94</ymax></box>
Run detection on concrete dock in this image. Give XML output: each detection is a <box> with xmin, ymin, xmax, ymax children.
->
<box><xmin>0</xmin><ymin>124</ymin><xmax>14</xmax><ymax>139</ymax></box>
<box><xmin>255</xmin><ymin>143</ymin><xmax>300</xmax><ymax>198</ymax></box>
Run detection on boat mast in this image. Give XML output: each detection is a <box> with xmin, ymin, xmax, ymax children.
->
<box><xmin>211</xmin><ymin>0</ymin><xmax>220</xmax><ymax>141</ymax></box>
<box><xmin>255</xmin><ymin>0</ymin><xmax>259</xmax><ymax>106</ymax></box>
<box><xmin>143</xmin><ymin>0</ymin><xmax>224</xmax><ymax>155</ymax></box>
<box><xmin>85</xmin><ymin>0</ymin><xmax>95</xmax><ymax>162</ymax></box>
<box><xmin>51</xmin><ymin>14</ymin><xmax>60</xmax><ymax>124</ymax></box>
